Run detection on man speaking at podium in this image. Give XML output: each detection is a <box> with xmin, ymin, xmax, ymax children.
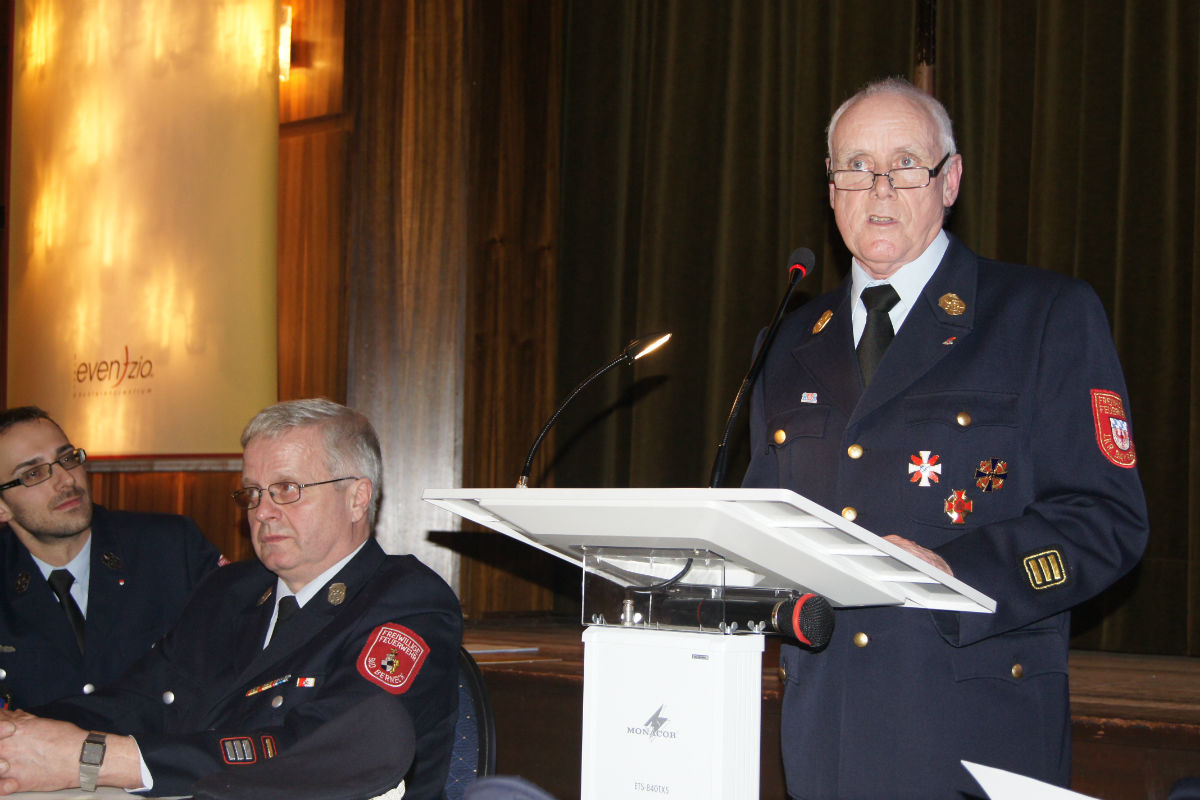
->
<box><xmin>742</xmin><ymin>78</ymin><xmax>1148</xmax><ymax>799</ymax></box>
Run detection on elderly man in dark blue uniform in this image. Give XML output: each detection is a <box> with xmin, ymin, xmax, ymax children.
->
<box><xmin>0</xmin><ymin>406</ymin><xmax>220</xmax><ymax>709</ymax></box>
<box><xmin>0</xmin><ymin>399</ymin><xmax>462</xmax><ymax>799</ymax></box>
<box><xmin>743</xmin><ymin>78</ymin><xmax>1149</xmax><ymax>799</ymax></box>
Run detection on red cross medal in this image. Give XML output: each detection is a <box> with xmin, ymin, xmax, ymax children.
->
<box><xmin>974</xmin><ymin>459</ymin><xmax>1008</xmax><ymax>492</ymax></box>
<box><xmin>1091</xmin><ymin>389</ymin><xmax>1136</xmax><ymax>468</ymax></box>
<box><xmin>908</xmin><ymin>451</ymin><xmax>942</xmax><ymax>486</ymax></box>
<box><xmin>944</xmin><ymin>489</ymin><xmax>973</xmax><ymax>524</ymax></box>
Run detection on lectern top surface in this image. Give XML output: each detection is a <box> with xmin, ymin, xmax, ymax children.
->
<box><xmin>423</xmin><ymin>487</ymin><xmax>995</xmax><ymax>613</ymax></box>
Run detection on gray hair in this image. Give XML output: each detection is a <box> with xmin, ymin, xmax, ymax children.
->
<box><xmin>241</xmin><ymin>398</ymin><xmax>382</xmax><ymax>528</ymax></box>
<box><xmin>826</xmin><ymin>77</ymin><xmax>957</xmax><ymax>161</ymax></box>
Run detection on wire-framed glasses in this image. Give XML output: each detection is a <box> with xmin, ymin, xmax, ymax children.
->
<box><xmin>828</xmin><ymin>152</ymin><xmax>952</xmax><ymax>191</ymax></box>
<box><xmin>0</xmin><ymin>449</ymin><xmax>88</xmax><ymax>492</ymax></box>
<box><xmin>232</xmin><ymin>476</ymin><xmax>359</xmax><ymax>510</ymax></box>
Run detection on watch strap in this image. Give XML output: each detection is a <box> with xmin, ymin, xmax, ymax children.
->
<box><xmin>79</xmin><ymin>731</ymin><xmax>106</xmax><ymax>792</ymax></box>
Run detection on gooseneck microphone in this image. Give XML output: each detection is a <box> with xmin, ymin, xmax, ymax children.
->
<box><xmin>708</xmin><ymin>247</ymin><xmax>817</xmax><ymax>488</ymax></box>
<box><xmin>517</xmin><ymin>332</ymin><xmax>672</xmax><ymax>487</ymax></box>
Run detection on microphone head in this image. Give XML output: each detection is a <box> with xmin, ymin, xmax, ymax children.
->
<box><xmin>775</xmin><ymin>592</ymin><xmax>834</xmax><ymax>649</ymax></box>
<box><xmin>788</xmin><ymin>247</ymin><xmax>817</xmax><ymax>279</ymax></box>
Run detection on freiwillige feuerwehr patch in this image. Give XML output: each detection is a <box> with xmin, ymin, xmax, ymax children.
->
<box><xmin>357</xmin><ymin>623</ymin><xmax>429</xmax><ymax>695</ymax></box>
<box><xmin>1091</xmin><ymin>389</ymin><xmax>1136</xmax><ymax>468</ymax></box>
<box><xmin>1024</xmin><ymin>549</ymin><xmax>1068</xmax><ymax>590</ymax></box>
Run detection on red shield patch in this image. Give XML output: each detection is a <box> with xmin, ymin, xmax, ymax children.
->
<box><xmin>1091</xmin><ymin>389</ymin><xmax>1136</xmax><ymax>468</ymax></box>
<box><xmin>356</xmin><ymin>623</ymin><xmax>429</xmax><ymax>695</ymax></box>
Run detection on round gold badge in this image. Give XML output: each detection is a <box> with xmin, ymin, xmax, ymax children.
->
<box><xmin>938</xmin><ymin>293</ymin><xmax>966</xmax><ymax>316</ymax></box>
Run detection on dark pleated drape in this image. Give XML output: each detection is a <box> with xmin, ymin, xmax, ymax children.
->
<box><xmin>555</xmin><ymin>0</ymin><xmax>1200</xmax><ymax>656</ymax></box>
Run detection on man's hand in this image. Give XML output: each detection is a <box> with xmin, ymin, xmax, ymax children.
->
<box><xmin>883</xmin><ymin>534</ymin><xmax>953</xmax><ymax>575</ymax></box>
<box><xmin>0</xmin><ymin>710</ymin><xmax>142</xmax><ymax>795</ymax></box>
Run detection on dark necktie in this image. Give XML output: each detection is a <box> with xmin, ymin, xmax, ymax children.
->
<box><xmin>269</xmin><ymin>595</ymin><xmax>300</xmax><ymax>646</ymax></box>
<box><xmin>857</xmin><ymin>284</ymin><xmax>901</xmax><ymax>386</ymax></box>
<box><xmin>47</xmin><ymin>569</ymin><xmax>86</xmax><ymax>653</ymax></box>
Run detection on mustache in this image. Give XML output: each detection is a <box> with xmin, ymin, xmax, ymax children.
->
<box><xmin>51</xmin><ymin>486</ymin><xmax>87</xmax><ymax>507</ymax></box>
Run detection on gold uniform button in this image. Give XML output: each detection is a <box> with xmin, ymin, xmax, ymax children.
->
<box><xmin>778</xmin><ymin>664</ymin><xmax>788</xmax><ymax>682</ymax></box>
<box><xmin>271</xmin><ymin>695</ymin><xmax>284</xmax><ymax>709</ymax></box>
<box><xmin>956</xmin><ymin>411</ymin><xmax>972</xmax><ymax>427</ymax></box>
<box><xmin>1011</xmin><ymin>663</ymin><xmax>1023</xmax><ymax>679</ymax></box>
<box><xmin>853</xmin><ymin>632</ymin><xmax>869</xmax><ymax>648</ymax></box>
<box><xmin>841</xmin><ymin>506</ymin><xmax>857</xmax><ymax>521</ymax></box>
<box><xmin>847</xmin><ymin>444</ymin><xmax>864</xmax><ymax>459</ymax></box>
<box><xmin>774</xmin><ymin>429</ymin><xmax>787</xmax><ymax>445</ymax></box>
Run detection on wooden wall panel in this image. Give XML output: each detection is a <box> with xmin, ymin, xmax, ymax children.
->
<box><xmin>279</xmin><ymin>0</ymin><xmax>346</xmax><ymax>124</ymax></box>
<box><xmin>459</xmin><ymin>0</ymin><xmax>567</xmax><ymax>618</ymax></box>
<box><xmin>89</xmin><ymin>471</ymin><xmax>251</xmax><ymax>562</ymax></box>
<box><xmin>343</xmin><ymin>0</ymin><xmax>469</xmax><ymax>583</ymax></box>
<box><xmin>277</xmin><ymin>127</ymin><xmax>348</xmax><ymax>403</ymax></box>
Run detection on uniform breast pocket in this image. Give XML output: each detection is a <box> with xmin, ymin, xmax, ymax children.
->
<box><xmin>763</xmin><ymin>404</ymin><xmax>832</xmax><ymax>491</ymax></box>
<box><xmin>902</xmin><ymin>390</ymin><xmax>1023</xmax><ymax>530</ymax></box>
<box><xmin>764</xmin><ymin>404</ymin><xmax>831</xmax><ymax>451</ymax></box>
<box><xmin>246</xmin><ymin>672</ymin><xmax>326</xmax><ymax>719</ymax></box>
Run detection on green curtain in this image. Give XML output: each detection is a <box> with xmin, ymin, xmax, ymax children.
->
<box><xmin>555</xmin><ymin>0</ymin><xmax>1200</xmax><ymax>656</ymax></box>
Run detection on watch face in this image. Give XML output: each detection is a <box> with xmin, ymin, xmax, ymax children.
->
<box><xmin>81</xmin><ymin>740</ymin><xmax>105</xmax><ymax>765</ymax></box>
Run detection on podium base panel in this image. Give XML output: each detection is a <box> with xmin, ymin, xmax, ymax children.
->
<box><xmin>581</xmin><ymin>626</ymin><xmax>765</xmax><ymax>800</ymax></box>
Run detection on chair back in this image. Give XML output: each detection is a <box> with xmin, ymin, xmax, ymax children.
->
<box><xmin>444</xmin><ymin>646</ymin><xmax>497</xmax><ymax>799</ymax></box>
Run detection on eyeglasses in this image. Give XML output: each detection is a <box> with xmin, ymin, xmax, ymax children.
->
<box><xmin>0</xmin><ymin>449</ymin><xmax>88</xmax><ymax>492</ymax></box>
<box><xmin>828</xmin><ymin>153</ymin><xmax>952</xmax><ymax>191</ymax></box>
<box><xmin>232</xmin><ymin>476</ymin><xmax>360</xmax><ymax>510</ymax></box>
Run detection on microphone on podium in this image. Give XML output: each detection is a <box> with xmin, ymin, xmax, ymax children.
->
<box><xmin>517</xmin><ymin>332</ymin><xmax>672</xmax><ymax>488</ymax></box>
<box><xmin>656</xmin><ymin>589</ymin><xmax>835</xmax><ymax>649</ymax></box>
<box><xmin>709</xmin><ymin>247</ymin><xmax>817</xmax><ymax>488</ymax></box>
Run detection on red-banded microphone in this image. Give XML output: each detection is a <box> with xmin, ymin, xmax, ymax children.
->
<box><xmin>657</xmin><ymin>590</ymin><xmax>835</xmax><ymax>649</ymax></box>
<box><xmin>708</xmin><ymin>247</ymin><xmax>817</xmax><ymax>488</ymax></box>
<box><xmin>788</xmin><ymin>247</ymin><xmax>816</xmax><ymax>279</ymax></box>
<box><xmin>772</xmin><ymin>592</ymin><xmax>834</xmax><ymax>648</ymax></box>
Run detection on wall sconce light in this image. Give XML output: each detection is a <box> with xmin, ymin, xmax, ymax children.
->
<box><xmin>278</xmin><ymin>5</ymin><xmax>292</xmax><ymax>82</ymax></box>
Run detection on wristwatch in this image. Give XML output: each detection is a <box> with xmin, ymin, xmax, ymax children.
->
<box><xmin>79</xmin><ymin>731</ymin><xmax>106</xmax><ymax>792</ymax></box>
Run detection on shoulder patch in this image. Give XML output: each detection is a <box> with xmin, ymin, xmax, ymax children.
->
<box><xmin>356</xmin><ymin>623</ymin><xmax>430</xmax><ymax>695</ymax></box>
<box><xmin>1091</xmin><ymin>389</ymin><xmax>1136</xmax><ymax>468</ymax></box>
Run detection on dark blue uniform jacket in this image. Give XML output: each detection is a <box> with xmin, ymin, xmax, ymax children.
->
<box><xmin>42</xmin><ymin>538</ymin><xmax>463</xmax><ymax>800</ymax></box>
<box><xmin>743</xmin><ymin>235</ymin><xmax>1149</xmax><ymax>799</ymax></box>
<box><xmin>0</xmin><ymin>505</ymin><xmax>218</xmax><ymax>708</ymax></box>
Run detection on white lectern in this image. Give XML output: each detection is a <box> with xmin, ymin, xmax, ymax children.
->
<box><xmin>424</xmin><ymin>488</ymin><xmax>994</xmax><ymax>799</ymax></box>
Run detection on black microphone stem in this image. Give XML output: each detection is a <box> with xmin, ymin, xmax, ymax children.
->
<box><xmin>708</xmin><ymin>267</ymin><xmax>806</xmax><ymax>488</ymax></box>
<box><xmin>518</xmin><ymin>353</ymin><xmax>626</xmax><ymax>487</ymax></box>
<box><xmin>517</xmin><ymin>332</ymin><xmax>671</xmax><ymax>487</ymax></box>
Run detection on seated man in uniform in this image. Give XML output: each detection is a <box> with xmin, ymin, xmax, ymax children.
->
<box><xmin>0</xmin><ymin>406</ymin><xmax>220</xmax><ymax>709</ymax></box>
<box><xmin>0</xmin><ymin>399</ymin><xmax>463</xmax><ymax>799</ymax></box>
